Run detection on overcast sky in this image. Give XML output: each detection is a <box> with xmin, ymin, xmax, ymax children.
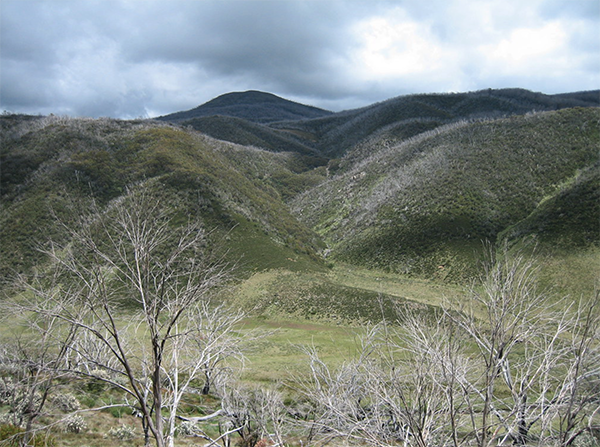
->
<box><xmin>1</xmin><ymin>0</ymin><xmax>598</xmax><ymax>118</ymax></box>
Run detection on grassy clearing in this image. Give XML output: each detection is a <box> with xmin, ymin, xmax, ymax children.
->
<box><xmin>233</xmin><ymin>263</ymin><xmax>463</xmax><ymax>318</ymax></box>
<box><xmin>534</xmin><ymin>245</ymin><xmax>600</xmax><ymax>302</ymax></box>
<box><xmin>326</xmin><ymin>263</ymin><xmax>463</xmax><ymax>306</ymax></box>
<box><xmin>228</xmin><ymin>263</ymin><xmax>466</xmax><ymax>384</ymax></box>
<box><xmin>239</xmin><ymin>317</ymin><xmax>363</xmax><ymax>384</ymax></box>
<box><xmin>2</xmin><ymin>258</ymin><xmax>594</xmax><ymax>446</ymax></box>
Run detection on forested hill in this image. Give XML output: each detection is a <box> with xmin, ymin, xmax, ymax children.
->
<box><xmin>0</xmin><ymin>116</ymin><xmax>327</xmax><ymax>280</ymax></box>
<box><xmin>158</xmin><ymin>88</ymin><xmax>599</xmax><ymax>159</ymax></box>
<box><xmin>157</xmin><ymin>90</ymin><xmax>333</xmax><ymax>124</ymax></box>
<box><xmin>292</xmin><ymin>106</ymin><xmax>599</xmax><ymax>280</ymax></box>
<box><xmin>1</xmin><ymin>88</ymin><xmax>598</xmax><ymax>294</ymax></box>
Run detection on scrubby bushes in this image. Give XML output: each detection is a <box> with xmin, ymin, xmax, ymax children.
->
<box><xmin>293</xmin><ymin>107</ymin><xmax>600</xmax><ymax>280</ymax></box>
<box><xmin>0</xmin><ymin>424</ymin><xmax>56</xmax><ymax>446</ymax></box>
<box><xmin>106</xmin><ymin>424</ymin><xmax>136</xmax><ymax>441</ymax></box>
<box><xmin>52</xmin><ymin>393</ymin><xmax>81</xmax><ymax>413</ymax></box>
<box><xmin>63</xmin><ymin>415</ymin><xmax>87</xmax><ymax>434</ymax></box>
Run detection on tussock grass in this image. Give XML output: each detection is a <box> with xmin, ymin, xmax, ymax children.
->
<box><xmin>239</xmin><ymin>317</ymin><xmax>363</xmax><ymax>384</ymax></box>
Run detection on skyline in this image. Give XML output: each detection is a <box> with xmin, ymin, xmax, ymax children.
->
<box><xmin>1</xmin><ymin>0</ymin><xmax>598</xmax><ymax>119</ymax></box>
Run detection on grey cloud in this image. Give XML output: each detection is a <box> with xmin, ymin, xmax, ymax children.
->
<box><xmin>2</xmin><ymin>0</ymin><xmax>365</xmax><ymax>115</ymax></box>
<box><xmin>1</xmin><ymin>0</ymin><xmax>598</xmax><ymax>118</ymax></box>
<box><xmin>118</xmin><ymin>1</ymin><xmax>362</xmax><ymax>95</ymax></box>
<box><xmin>539</xmin><ymin>0</ymin><xmax>600</xmax><ymax>20</ymax></box>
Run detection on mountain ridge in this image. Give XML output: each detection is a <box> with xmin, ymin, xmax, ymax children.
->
<box><xmin>270</xmin><ymin>88</ymin><xmax>600</xmax><ymax>157</ymax></box>
<box><xmin>157</xmin><ymin>90</ymin><xmax>333</xmax><ymax>124</ymax></box>
<box><xmin>1</xmin><ymin>87</ymin><xmax>598</xmax><ymax>300</ymax></box>
<box><xmin>157</xmin><ymin>87</ymin><xmax>599</xmax><ymax>160</ymax></box>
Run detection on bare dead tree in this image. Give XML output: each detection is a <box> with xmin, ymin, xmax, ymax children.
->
<box><xmin>160</xmin><ymin>301</ymin><xmax>249</xmax><ymax>447</ymax></box>
<box><xmin>293</xmin><ymin>327</ymin><xmax>375</xmax><ymax>446</ymax></box>
<box><xmin>0</xmin><ymin>308</ymin><xmax>77</xmax><ymax>447</ymax></box>
<box><xmin>295</xmin><ymin>318</ymin><xmax>468</xmax><ymax>446</ymax></box>
<box><xmin>296</xmin><ymin>246</ymin><xmax>599</xmax><ymax>447</ymax></box>
<box><xmin>386</xmin><ymin>311</ymin><xmax>474</xmax><ymax>447</ymax></box>
<box><xmin>219</xmin><ymin>383</ymin><xmax>289</xmax><ymax>447</ymax></box>
<box><xmin>9</xmin><ymin>184</ymin><xmax>239</xmax><ymax>447</ymax></box>
<box><xmin>553</xmin><ymin>294</ymin><xmax>600</xmax><ymax>446</ymax></box>
<box><xmin>447</xmin><ymin>245</ymin><xmax>599</xmax><ymax>446</ymax></box>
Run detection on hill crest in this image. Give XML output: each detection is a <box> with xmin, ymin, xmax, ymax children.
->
<box><xmin>158</xmin><ymin>90</ymin><xmax>333</xmax><ymax>124</ymax></box>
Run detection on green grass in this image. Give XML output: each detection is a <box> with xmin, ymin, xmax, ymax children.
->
<box><xmin>239</xmin><ymin>317</ymin><xmax>364</xmax><ymax>384</ymax></box>
<box><xmin>230</xmin><ymin>262</ymin><xmax>467</xmax><ymax>383</ymax></box>
<box><xmin>237</xmin><ymin>269</ymin><xmax>460</xmax><ymax>384</ymax></box>
<box><xmin>231</xmin><ymin>263</ymin><xmax>460</xmax><ymax>324</ymax></box>
<box><xmin>522</xmin><ymin>244</ymin><xmax>599</xmax><ymax>302</ymax></box>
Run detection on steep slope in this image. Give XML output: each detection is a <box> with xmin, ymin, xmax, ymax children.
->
<box><xmin>0</xmin><ymin>115</ymin><xmax>326</xmax><ymax>280</ymax></box>
<box><xmin>2</xmin><ymin>89</ymin><xmax>598</xmax><ymax>296</ymax></box>
<box><xmin>292</xmin><ymin>107</ymin><xmax>599</xmax><ymax>280</ymax></box>
<box><xmin>499</xmin><ymin>163</ymin><xmax>600</xmax><ymax>247</ymax></box>
<box><xmin>158</xmin><ymin>90</ymin><xmax>333</xmax><ymax>124</ymax></box>
<box><xmin>179</xmin><ymin>114</ymin><xmax>324</xmax><ymax>159</ymax></box>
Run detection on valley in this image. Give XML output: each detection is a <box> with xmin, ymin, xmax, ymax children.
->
<box><xmin>0</xmin><ymin>88</ymin><xmax>598</xmax><ymax>446</ymax></box>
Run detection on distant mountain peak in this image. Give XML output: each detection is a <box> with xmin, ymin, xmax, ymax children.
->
<box><xmin>207</xmin><ymin>90</ymin><xmax>289</xmax><ymax>104</ymax></box>
<box><xmin>158</xmin><ymin>90</ymin><xmax>332</xmax><ymax>124</ymax></box>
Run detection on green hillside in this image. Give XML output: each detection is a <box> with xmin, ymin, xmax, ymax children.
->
<box><xmin>500</xmin><ymin>162</ymin><xmax>599</xmax><ymax>248</ymax></box>
<box><xmin>273</xmin><ymin>88</ymin><xmax>600</xmax><ymax>158</ymax></box>
<box><xmin>0</xmin><ymin>116</ymin><xmax>326</xmax><ymax>281</ymax></box>
<box><xmin>1</xmin><ymin>88</ymin><xmax>598</xmax><ymax>302</ymax></box>
<box><xmin>292</xmin><ymin>107</ymin><xmax>600</xmax><ymax>281</ymax></box>
<box><xmin>180</xmin><ymin>114</ymin><xmax>323</xmax><ymax>158</ymax></box>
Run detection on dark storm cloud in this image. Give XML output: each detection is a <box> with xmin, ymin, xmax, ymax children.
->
<box><xmin>1</xmin><ymin>0</ymin><xmax>598</xmax><ymax>118</ymax></box>
<box><xmin>116</xmin><ymin>0</ymin><xmax>374</xmax><ymax>100</ymax></box>
<box><xmin>1</xmin><ymin>0</ymin><xmax>372</xmax><ymax>116</ymax></box>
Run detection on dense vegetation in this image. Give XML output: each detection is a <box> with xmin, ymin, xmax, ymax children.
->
<box><xmin>0</xmin><ymin>115</ymin><xmax>326</xmax><ymax>281</ymax></box>
<box><xmin>271</xmin><ymin>88</ymin><xmax>600</xmax><ymax>157</ymax></box>
<box><xmin>179</xmin><ymin>115</ymin><xmax>324</xmax><ymax>158</ymax></box>
<box><xmin>293</xmin><ymin>107</ymin><xmax>600</xmax><ymax>280</ymax></box>
<box><xmin>0</xmin><ymin>88</ymin><xmax>599</xmax><ymax>446</ymax></box>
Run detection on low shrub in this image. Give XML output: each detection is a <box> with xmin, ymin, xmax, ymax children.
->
<box><xmin>106</xmin><ymin>423</ymin><xmax>136</xmax><ymax>441</ymax></box>
<box><xmin>175</xmin><ymin>420</ymin><xmax>200</xmax><ymax>437</ymax></box>
<box><xmin>105</xmin><ymin>405</ymin><xmax>130</xmax><ymax>418</ymax></box>
<box><xmin>53</xmin><ymin>392</ymin><xmax>81</xmax><ymax>412</ymax></box>
<box><xmin>0</xmin><ymin>423</ymin><xmax>56</xmax><ymax>446</ymax></box>
<box><xmin>85</xmin><ymin>369</ymin><xmax>111</xmax><ymax>393</ymax></box>
<box><xmin>63</xmin><ymin>415</ymin><xmax>87</xmax><ymax>434</ymax></box>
